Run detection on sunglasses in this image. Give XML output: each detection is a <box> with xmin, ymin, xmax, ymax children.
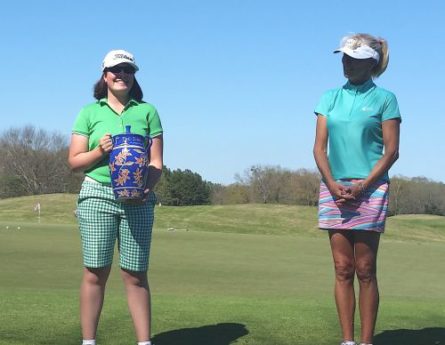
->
<box><xmin>106</xmin><ymin>65</ymin><xmax>136</xmax><ymax>74</ymax></box>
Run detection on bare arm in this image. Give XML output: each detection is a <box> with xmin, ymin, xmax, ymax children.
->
<box><xmin>145</xmin><ymin>134</ymin><xmax>164</xmax><ymax>191</ymax></box>
<box><xmin>68</xmin><ymin>133</ymin><xmax>113</xmax><ymax>172</ymax></box>
<box><xmin>349</xmin><ymin>119</ymin><xmax>400</xmax><ymax>197</ymax></box>
<box><xmin>313</xmin><ymin>115</ymin><xmax>352</xmax><ymax>203</ymax></box>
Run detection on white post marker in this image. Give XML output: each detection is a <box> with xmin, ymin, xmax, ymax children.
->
<box><xmin>34</xmin><ymin>202</ymin><xmax>41</xmax><ymax>222</ymax></box>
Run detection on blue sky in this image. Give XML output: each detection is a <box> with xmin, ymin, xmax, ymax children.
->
<box><xmin>1</xmin><ymin>0</ymin><xmax>444</xmax><ymax>184</ymax></box>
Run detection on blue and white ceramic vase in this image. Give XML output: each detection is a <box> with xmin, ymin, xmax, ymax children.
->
<box><xmin>109</xmin><ymin>125</ymin><xmax>152</xmax><ymax>202</ymax></box>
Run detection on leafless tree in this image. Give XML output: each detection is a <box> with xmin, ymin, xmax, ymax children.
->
<box><xmin>0</xmin><ymin>125</ymin><xmax>73</xmax><ymax>195</ymax></box>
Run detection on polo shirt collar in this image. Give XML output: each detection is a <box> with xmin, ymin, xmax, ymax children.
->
<box><xmin>98</xmin><ymin>98</ymin><xmax>140</xmax><ymax>107</ymax></box>
<box><xmin>343</xmin><ymin>79</ymin><xmax>375</xmax><ymax>94</ymax></box>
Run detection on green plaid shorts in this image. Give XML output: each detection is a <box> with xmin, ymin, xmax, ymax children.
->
<box><xmin>77</xmin><ymin>180</ymin><xmax>156</xmax><ymax>272</ymax></box>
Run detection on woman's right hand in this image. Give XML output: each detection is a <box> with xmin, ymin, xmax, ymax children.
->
<box><xmin>98</xmin><ymin>133</ymin><xmax>113</xmax><ymax>155</ymax></box>
<box><xmin>326</xmin><ymin>181</ymin><xmax>354</xmax><ymax>205</ymax></box>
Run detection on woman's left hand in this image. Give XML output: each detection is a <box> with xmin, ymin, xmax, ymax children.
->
<box><xmin>124</xmin><ymin>186</ymin><xmax>152</xmax><ymax>206</ymax></box>
<box><xmin>141</xmin><ymin>187</ymin><xmax>151</xmax><ymax>202</ymax></box>
<box><xmin>349</xmin><ymin>182</ymin><xmax>366</xmax><ymax>199</ymax></box>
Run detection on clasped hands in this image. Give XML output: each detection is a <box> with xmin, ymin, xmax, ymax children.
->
<box><xmin>327</xmin><ymin>181</ymin><xmax>365</xmax><ymax>205</ymax></box>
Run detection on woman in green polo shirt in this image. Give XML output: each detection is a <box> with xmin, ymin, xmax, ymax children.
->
<box><xmin>313</xmin><ymin>34</ymin><xmax>401</xmax><ymax>345</ymax></box>
<box><xmin>68</xmin><ymin>50</ymin><xmax>163</xmax><ymax>345</ymax></box>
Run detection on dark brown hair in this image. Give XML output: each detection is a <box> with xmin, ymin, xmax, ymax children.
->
<box><xmin>93</xmin><ymin>74</ymin><xmax>144</xmax><ymax>101</ymax></box>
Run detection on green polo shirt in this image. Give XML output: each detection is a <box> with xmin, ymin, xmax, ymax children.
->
<box><xmin>314</xmin><ymin>79</ymin><xmax>401</xmax><ymax>181</ymax></box>
<box><xmin>72</xmin><ymin>98</ymin><xmax>163</xmax><ymax>184</ymax></box>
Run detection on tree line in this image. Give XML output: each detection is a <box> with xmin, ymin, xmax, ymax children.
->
<box><xmin>210</xmin><ymin>165</ymin><xmax>319</xmax><ymax>206</ymax></box>
<box><xmin>211</xmin><ymin>165</ymin><xmax>445</xmax><ymax>216</ymax></box>
<box><xmin>0</xmin><ymin>126</ymin><xmax>212</xmax><ymax>206</ymax></box>
<box><xmin>1</xmin><ymin>126</ymin><xmax>445</xmax><ymax>215</ymax></box>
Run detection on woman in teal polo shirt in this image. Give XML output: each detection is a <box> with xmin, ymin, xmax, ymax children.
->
<box><xmin>68</xmin><ymin>50</ymin><xmax>163</xmax><ymax>345</ymax></box>
<box><xmin>313</xmin><ymin>34</ymin><xmax>401</xmax><ymax>345</ymax></box>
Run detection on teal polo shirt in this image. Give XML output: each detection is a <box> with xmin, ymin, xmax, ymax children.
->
<box><xmin>72</xmin><ymin>98</ymin><xmax>163</xmax><ymax>184</ymax></box>
<box><xmin>315</xmin><ymin>79</ymin><xmax>401</xmax><ymax>181</ymax></box>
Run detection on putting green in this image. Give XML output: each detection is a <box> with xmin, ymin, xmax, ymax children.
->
<box><xmin>0</xmin><ymin>195</ymin><xmax>444</xmax><ymax>344</ymax></box>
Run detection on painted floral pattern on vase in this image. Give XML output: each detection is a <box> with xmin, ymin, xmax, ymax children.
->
<box><xmin>109</xmin><ymin>126</ymin><xmax>152</xmax><ymax>202</ymax></box>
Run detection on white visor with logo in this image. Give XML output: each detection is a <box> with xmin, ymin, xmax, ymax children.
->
<box><xmin>334</xmin><ymin>38</ymin><xmax>380</xmax><ymax>62</ymax></box>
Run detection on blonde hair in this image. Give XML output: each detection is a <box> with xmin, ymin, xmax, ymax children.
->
<box><xmin>344</xmin><ymin>33</ymin><xmax>389</xmax><ymax>78</ymax></box>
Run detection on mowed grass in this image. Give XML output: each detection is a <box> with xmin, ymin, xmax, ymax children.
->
<box><xmin>2</xmin><ymin>194</ymin><xmax>445</xmax><ymax>241</ymax></box>
<box><xmin>0</xmin><ymin>194</ymin><xmax>445</xmax><ymax>345</ymax></box>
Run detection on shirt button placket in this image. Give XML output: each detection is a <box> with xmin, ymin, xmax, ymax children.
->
<box><xmin>349</xmin><ymin>89</ymin><xmax>358</xmax><ymax>118</ymax></box>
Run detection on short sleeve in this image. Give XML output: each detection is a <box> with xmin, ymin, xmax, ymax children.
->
<box><xmin>382</xmin><ymin>92</ymin><xmax>402</xmax><ymax>122</ymax></box>
<box><xmin>314</xmin><ymin>90</ymin><xmax>333</xmax><ymax>117</ymax></box>
<box><xmin>72</xmin><ymin>108</ymin><xmax>90</xmax><ymax>137</ymax></box>
<box><xmin>148</xmin><ymin>108</ymin><xmax>163</xmax><ymax>137</ymax></box>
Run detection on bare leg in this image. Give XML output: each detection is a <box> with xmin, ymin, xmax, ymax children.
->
<box><xmin>80</xmin><ymin>266</ymin><xmax>112</xmax><ymax>339</ymax></box>
<box><xmin>329</xmin><ymin>230</ymin><xmax>356</xmax><ymax>342</ymax></box>
<box><xmin>354</xmin><ymin>232</ymin><xmax>380</xmax><ymax>344</ymax></box>
<box><xmin>121</xmin><ymin>269</ymin><xmax>151</xmax><ymax>342</ymax></box>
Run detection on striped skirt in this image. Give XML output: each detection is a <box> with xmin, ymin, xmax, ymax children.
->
<box><xmin>318</xmin><ymin>179</ymin><xmax>389</xmax><ymax>232</ymax></box>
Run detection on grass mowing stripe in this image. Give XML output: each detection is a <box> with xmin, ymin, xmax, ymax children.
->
<box><xmin>2</xmin><ymin>194</ymin><xmax>445</xmax><ymax>241</ymax></box>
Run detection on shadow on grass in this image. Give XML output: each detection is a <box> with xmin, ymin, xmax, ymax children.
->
<box><xmin>375</xmin><ymin>327</ymin><xmax>445</xmax><ymax>345</ymax></box>
<box><xmin>152</xmin><ymin>322</ymin><xmax>249</xmax><ymax>345</ymax></box>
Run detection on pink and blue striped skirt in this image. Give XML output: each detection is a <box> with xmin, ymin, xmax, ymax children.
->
<box><xmin>318</xmin><ymin>179</ymin><xmax>389</xmax><ymax>232</ymax></box>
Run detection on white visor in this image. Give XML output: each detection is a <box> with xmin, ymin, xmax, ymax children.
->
<box><xmin>334</xmin><ymin>38</ymin><xmax>380</xmax><ymax>62</ymax></box>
